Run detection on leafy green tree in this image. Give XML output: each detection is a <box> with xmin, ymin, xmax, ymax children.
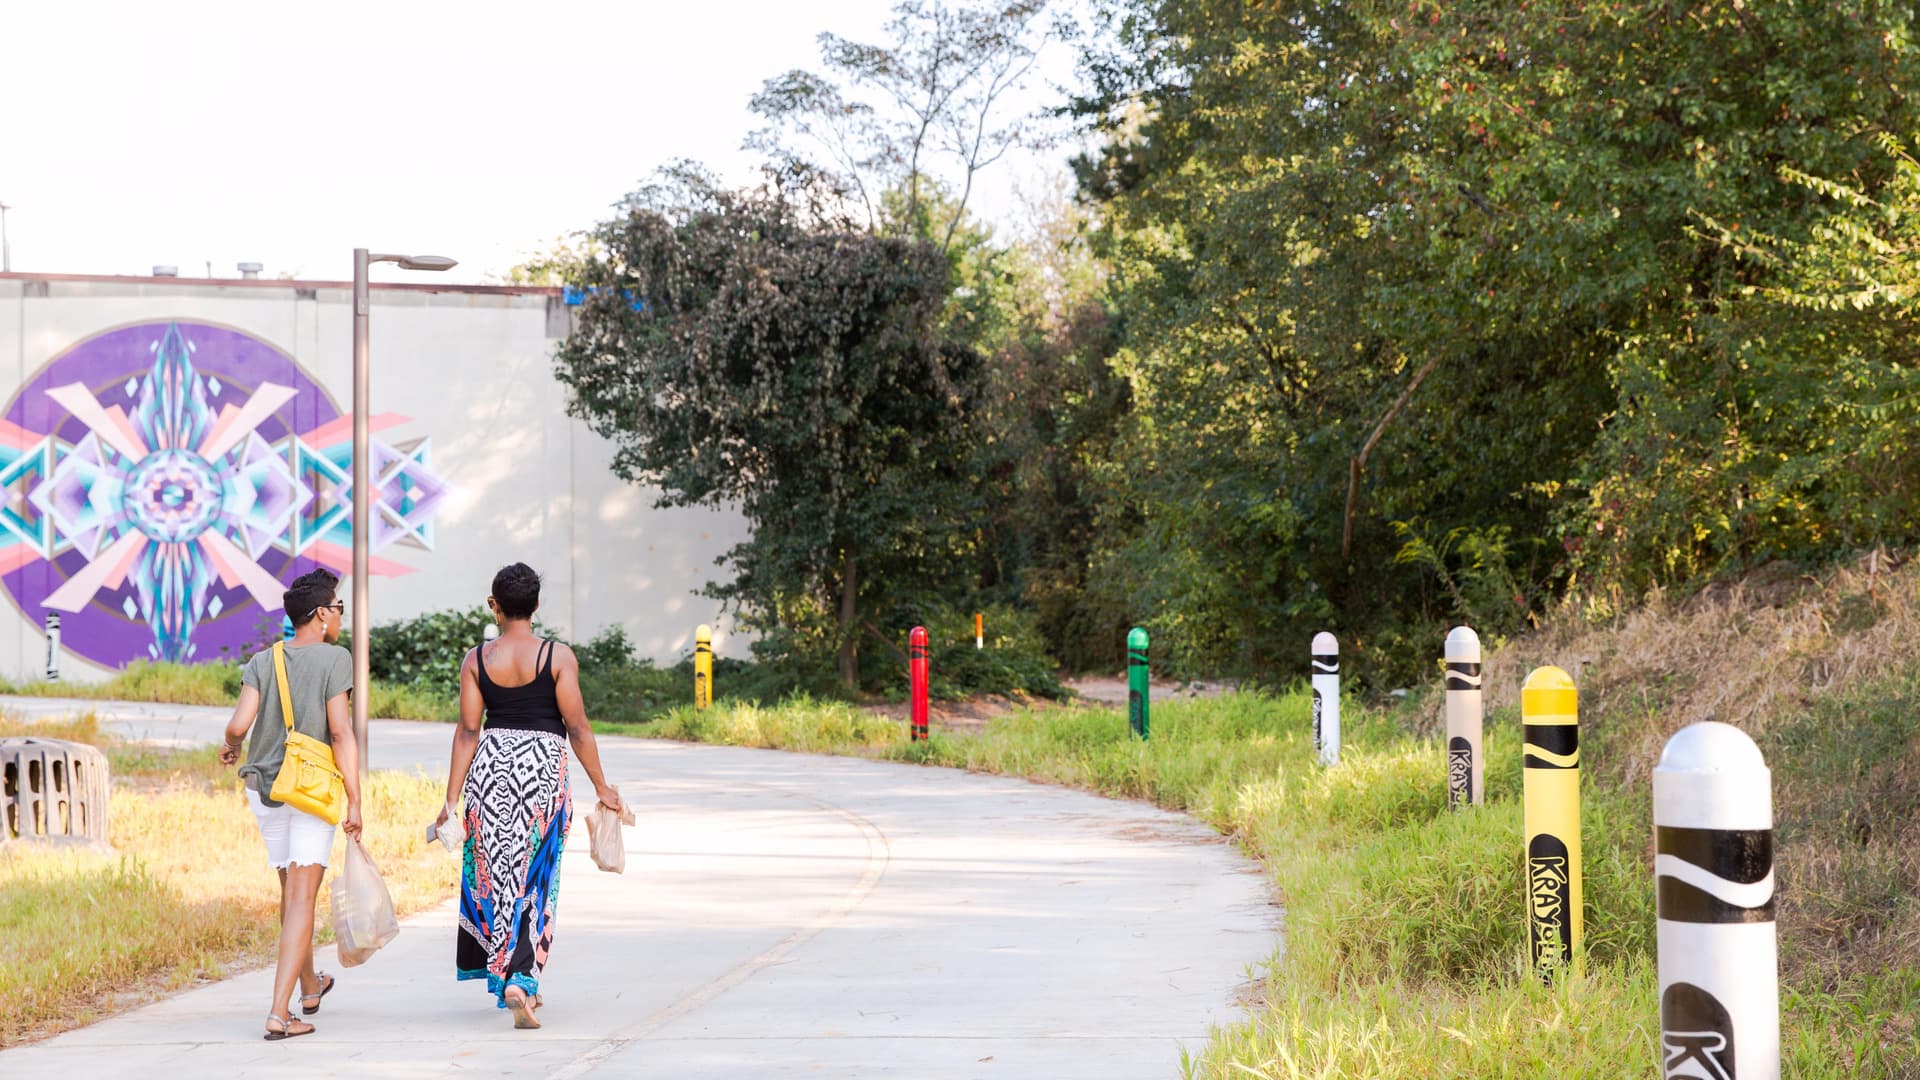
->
<box><xmin>498</xmin><ymin>234</ymin><xmax>603</xmax><ymax>286</ymax></box>
<box><xmin>552</xmin><ymin>167</ymin><xmax>983</xmax><ymax>690</ymax></box>
<box><xmin>1067</xmin><ymin>0</ymin><xmax>1920</xmax><ymax>678</ymax></box>
<box><xmin>966</xmin><ymin>180</ymin><xmax>1131</xmax><ymax>670</ymax></box>
<box><xmin>546</xmin><ymin>5</ymin><xmax>1089</xmax><ymax>692</ymax></box>
<box><xmin>1688</xmin><ymin>132</ymin><xmax>1920</xmax><ymax>570</ymax></box>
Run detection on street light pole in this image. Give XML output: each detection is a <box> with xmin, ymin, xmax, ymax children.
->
<box><xmin>349</xmin><ymin>248</ymin><xmax>456</xmax><ymax>786</ymax></box>
<box><xmin>1</xmin><ymin>202</ymin><xmax>12</xmax><ymax>273</ymax></box>
<box><xmin>351</xmin><ymin>248</ymin><xmax>372</xmax><ymax>787</ymax></box>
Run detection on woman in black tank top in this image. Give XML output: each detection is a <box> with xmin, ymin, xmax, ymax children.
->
<box><xmin>473</xmin><ymin>638</ymin><xmax>568</xmax><ymax>736</ymax></box>
<box><xmin>433</xmin><ymin>563</ymin><xmax>624</xmax><ymax>1030</ymax></box>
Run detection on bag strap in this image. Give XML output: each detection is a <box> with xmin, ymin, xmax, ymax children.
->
<box><xmin>272</xmin><ymin>641</ymin><xmax>297</xmax><ymax>734</ymax></box>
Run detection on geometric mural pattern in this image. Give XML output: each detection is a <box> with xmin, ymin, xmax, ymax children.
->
<box><xmin>0</xmin><ymin>321</ymin><xmax>449</xmax><ymax>668</ymax></box>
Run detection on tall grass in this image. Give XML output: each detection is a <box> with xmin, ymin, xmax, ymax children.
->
<box><xmin>649</xmin><ymin>689</ymin><xmax>1918</xmax><ymax>1076</ymax></box>
<box><xmin>0</xmin><ymin>714</ymin><xmax>455</xmax><ymax>1047</ymax></box>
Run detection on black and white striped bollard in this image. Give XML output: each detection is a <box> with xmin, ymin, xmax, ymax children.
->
<box><xmin>1311</xmin><ymin>632</ymin><xmax>1339</xmax><ymax>766</ymax></box>
<box><xmin>1654</xmin><ymin>721</ymin><xmax>1778</xmax><ymax>1080</ymax></box>
<box><xmin>1444</xmin><ymin>626</ymin><xmax>1482</xmax><ymax>808</ymax></box>
<box><xmin>44</xmin><ymin>611</ymin><xmax>61</xmax><ymax>681</ymax></box>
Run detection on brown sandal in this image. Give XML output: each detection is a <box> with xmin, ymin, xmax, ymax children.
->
<box><xmin>264</xmin><ymin>1012</ymin><xmax>315</xmax><ymax>1041</ymax></box>
<box><xmin>504</xmin><ymin>986</ymin><xmax>541</xmax><ymax>1030</ymax></box>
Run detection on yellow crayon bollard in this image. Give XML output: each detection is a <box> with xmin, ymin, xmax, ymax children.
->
<box><xmin>1522</xmin><ymin>665</ymin><xmax>1582</xmax><ymax>982</ymax></box>
<box><xmin>694</xmin><ymin>624</ymin><xmax>713</xmax><ymax>710</ymax></box>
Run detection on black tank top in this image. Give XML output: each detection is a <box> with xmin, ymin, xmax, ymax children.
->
<box><xmin>476</xmin><ymin>638</ymin><xmax>567</xmax><ymax>737</ymax></box>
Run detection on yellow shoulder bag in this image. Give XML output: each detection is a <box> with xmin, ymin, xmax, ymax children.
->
<box><xmin>266</xmin><ymin>642</ymin><xmax>347</xmax><ymax>824</ymax></box>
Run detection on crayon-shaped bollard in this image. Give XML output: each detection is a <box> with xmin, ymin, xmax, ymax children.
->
<box><xmin>975</xmin><ymin>612</ymin><xmax>984</xmax><ymax>650</ymax></box>
<box><xmin>1311</xmin><ymin>633</ymin><xmax>1339</xmax><ymax>766</ymax></box>
<box><xmin>1445</xmin><ymin>626</ymin><xmax>1484</xmax><ymax>808</ymax></box>
<box><xmin>1522</xmin><ymin>665</ymin><xmax>1582</xmax><ymax>981</ymax></box>
<box><xmin>43</xmin><ymin>611</ymin><xmax>61</xmax><ymax>681</ymax></box>
<box><xmin>694</xmin><ymin>624</ymin><xmax>714</xmax><ymax>710</ymax></box>
<box><xmin>1127</xmin><ymin>628</ymin><xmax>1149</xmax><ymax>740</ymax></box>
<box><xmin>909</xmin><ymin>626</ymin><xmax>930</xmax><ymax>742</ymax></box>
<box><xmin>1654</xmin><ymin>722</ymin><xmax>1778</xmax><ymax>1080</ymax></box>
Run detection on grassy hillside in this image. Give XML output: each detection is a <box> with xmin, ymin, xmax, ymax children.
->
<box><xmin>1478</xmin><ymin>553</ymin><xmax>1920</xmax><ymax>991</ymax></box>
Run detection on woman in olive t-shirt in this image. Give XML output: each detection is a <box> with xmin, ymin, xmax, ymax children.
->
<box><xmin>219</xmin><ymin>569</ymin><xmax>363</xmax><ymax>1041</ymax></box>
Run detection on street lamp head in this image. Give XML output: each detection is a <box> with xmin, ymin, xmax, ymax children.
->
<box><xmin>367</xmin><ymin>252</ymin><xmax>458</xmax><ymax>272</ymax></box>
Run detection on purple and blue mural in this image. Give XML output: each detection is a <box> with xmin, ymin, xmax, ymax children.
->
<box><xmin>0</xmin><ymin>321</ymin><xmax>450</xmax><ymax>669</ymax></box>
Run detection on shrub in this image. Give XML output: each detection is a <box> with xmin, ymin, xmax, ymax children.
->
<box><xmin>573</xmin><ymin>626</ymin><xmax>689</xmax><ymax>726</ymax></box>
<box><xmin>355</xmin><ymin>606</ymin><xmax>497</xmax><ymax>691</ymax></box>
<box><xmin>868</xmin><ymin>602</ymin><xmax>1066</xmax><ymax>700</ymax></box>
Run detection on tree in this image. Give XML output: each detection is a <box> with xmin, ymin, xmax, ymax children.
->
<box><xmin>748</xmin><ymin>0</ymin><xmax>1065</xmax><ymax>249</ymax></box>
<box><xmin>552</xmin><ymin>167</ymin><xmax>983</xmax><ymax>690</ymax></box>
<box><xmin>1691</xmin><ymin>132</ymin><xmax>1920</xmax><ymax>561</ymax></box>
<box><xmin>497</xmin><ymin>235</ymin><xmax>602</xmax><ymax>286</ymax></box>
<box><xmin>1065</xmin><ymin>0</ymin><xmax>1920</xmax><ymax>678</ymax></box>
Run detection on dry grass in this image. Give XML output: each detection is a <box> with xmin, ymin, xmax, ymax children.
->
<box><xmin>1421</xmin><ymin>549</ymin><xmax>1920</xmax><ymax>989</ymax></box>
<box><xmin>1470</xmin><ymin>551</ymin><xmax>1919</xmax><ymax>770</ymax></box>
<box><xmin>0</xmin><ymin>712</ymin><xmax>456</xmax><ymax>1047</ymax></box>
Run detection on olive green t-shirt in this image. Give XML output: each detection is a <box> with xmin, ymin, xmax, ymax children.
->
<box><xmin>237</xmin><ymin>643</ymin><xmax>352</xmax><ymax>806</ymax></box>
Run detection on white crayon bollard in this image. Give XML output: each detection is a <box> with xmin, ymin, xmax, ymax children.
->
<box><xmin>1444</xmin><ymin>626</ymin><xmax>1483</xmax><ymax>808</ymax></box>
<box><xmin>1311</xmin><ymin>632</ymin><xmax>1339</xmax><ymax>766</ymax></box>
<box><xmin>44</xmin><ymin>611</ymin><xmax>61</xmax><ymax>682</ymax></box>
<box><xmin>1654</xmin><ymin>722</ymin><xmax>1778</xmax><ymax>1080</ymax></box>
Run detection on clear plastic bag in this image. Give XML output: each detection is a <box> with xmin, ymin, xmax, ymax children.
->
<box><xmin>331</xmin><ymin>838</ymin><xmax>401</xmax><ymax>967</ymax></box>
<box><xmin>585</xmin><ymin>795</ymin><xmax>636</xmax><ymax>874</ymax></box>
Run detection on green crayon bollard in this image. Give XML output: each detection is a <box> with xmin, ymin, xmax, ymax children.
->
<box><xmin>1127</xmin><ymin>627</ymin><xmax>1150</xmax><ymax>740</ymax></box>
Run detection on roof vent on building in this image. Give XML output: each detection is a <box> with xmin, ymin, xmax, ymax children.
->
<box><xmin>237</xmin><ymin>262</ymin><xmax>262</xmax><ymax>280</ymax></box>
<box><xmin>152</xmin><ymin>265</ymin><xmax>179</xmax><ymax>277</ymax></box>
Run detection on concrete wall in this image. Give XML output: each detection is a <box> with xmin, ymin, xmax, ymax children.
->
<box><xmin>0</xmin><ymin>273</ymin><xmax>749</xmax><ymax>683</ymax></box>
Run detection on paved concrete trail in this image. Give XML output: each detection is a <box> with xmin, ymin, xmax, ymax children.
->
<box><xmin>0</xmin><ymin>697</ymin><xmax>1277</xmax><ymax>1079</ymax></box>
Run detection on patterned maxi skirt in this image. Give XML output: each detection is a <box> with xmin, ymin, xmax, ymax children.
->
<box><xmin>457</xmin><ymin>728</ymin><xmax>572</xmax><ymax>1006</ymax></box>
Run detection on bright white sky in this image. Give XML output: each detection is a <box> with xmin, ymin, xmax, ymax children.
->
<box><xmin>1</xmin><ymin>0</ymin><xmax>1082</xmax><ymax>284</ymax></box>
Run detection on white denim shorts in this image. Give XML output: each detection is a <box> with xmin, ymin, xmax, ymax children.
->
<box><xmin>246</xmin><ymin>786</ymin><xmax>337</xmax><ymax>869</ymax></box>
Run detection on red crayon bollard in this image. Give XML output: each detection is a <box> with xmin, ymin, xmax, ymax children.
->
<box><xmin>909</xmin><ymin>626</ymin><xmax>930</xmax><ymax>742</ymax></box>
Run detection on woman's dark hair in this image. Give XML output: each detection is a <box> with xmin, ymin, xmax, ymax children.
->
<box><xmin>284</xmin><ymin>569</ymin><xmax>339</xmax><ymax>627</ymax></box>
<box><xmin>491</xmin><ymin>563</ymin><xmax>542</xmax><ymax>620</ymax></box>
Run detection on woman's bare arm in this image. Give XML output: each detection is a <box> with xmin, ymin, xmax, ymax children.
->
<box><xmin>553</xmin><ymin>644</ymin><xmax>622</xmax><ymax>812</ymax></box>
<box><xmin>220</xmin><ymin>684</ymin><xmax>262</xmax><ymax>766</ymax></box>
<box><xmin>441</xmin><ymin>649</ymin><xmax>486</xmax><ymax>818</ymax></box>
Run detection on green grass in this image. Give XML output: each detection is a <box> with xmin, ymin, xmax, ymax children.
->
<box><xmin>4</xmin><ymin>661</ymin><xmax>242</xmax><ymax>706</ymax></box>
<box><xmin>647</xmin><ymin>689</ymin><xmax>1919</xmax><ymax>1077</ymax></box>
<box><xmin>0</xmin><ymin>660</ymin><xmax>460</xmax><ymax>721</ymax></box>
<box><xmin>0</xmin><ymin>658</ymin><xmax>692</xmax><ymax>727</ymax></box>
